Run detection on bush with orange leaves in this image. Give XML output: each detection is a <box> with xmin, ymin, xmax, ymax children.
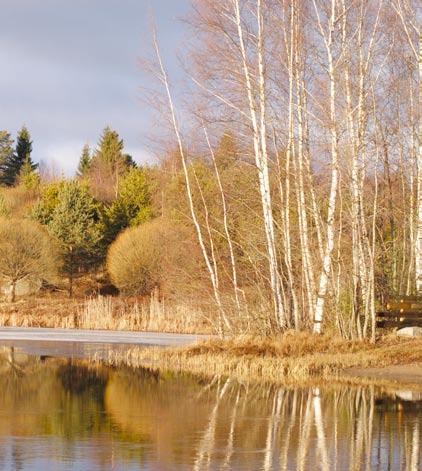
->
<box><xmin>107</xmin><ymin>218</ymin><xmax>198</xmax><ymax>297</ymax></box>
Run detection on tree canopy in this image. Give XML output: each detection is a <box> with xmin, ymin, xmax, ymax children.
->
<box><xmin>32</xmin><ymin>181</ymin><xmax>102</xmax><ymax>296</ymax></box>
<box><xmin>1</xmin><ymin>127</ymin><xmax>37</xmax><ymax>187</ymax></box>
<box><xmin>0</xmin><ymin>218</ymin><xmax>60</xmax><ymax>301</ymax></box>
<box><xmin>77</xmin><ymin>144</ymin><xmax>92</xmax><ymax>179</ymax></box>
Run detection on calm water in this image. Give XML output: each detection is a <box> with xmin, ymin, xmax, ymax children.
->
<box><xmin>0</xmin><ymin>349</ymin><xmax>420</xmax><ymax>470</ymax></box>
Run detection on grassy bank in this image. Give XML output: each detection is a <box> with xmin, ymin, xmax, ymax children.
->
<box><xmin>101</xmin><ymin>332</ymin><xmax>422</xmax><ymax>385</ymax></box>
<box><xmin>3</xmin><ymin>292</ymin><xmax>422</xmax><ymax>387</ymax></box>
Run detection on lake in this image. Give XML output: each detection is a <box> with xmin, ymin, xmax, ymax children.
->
<box><xmin>0</xmin><ymin>348</ymin><xmax>420</xmax><ymax>470</ymax></box>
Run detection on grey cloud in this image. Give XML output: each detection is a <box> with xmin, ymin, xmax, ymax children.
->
<box><xmin>0</xmin><ymin>0</ymin><xmax>190</xmax><ymax>173</ymax></box>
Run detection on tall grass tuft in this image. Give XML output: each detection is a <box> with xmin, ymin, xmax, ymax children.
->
<box><xmin>0</xmin><ymin>292</ymin><xmax>211</xmax><ymax>334</ymax></box>
<box><xmin>100</xmin><ymin>332</ymin><xmax>422</xmax><ymax>385</ymax></box>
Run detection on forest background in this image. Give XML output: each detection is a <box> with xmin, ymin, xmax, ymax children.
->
<box><xmin>0</xmin><ymin>0</ymin><xmax>421</xmax><ymax>343</ymax></box>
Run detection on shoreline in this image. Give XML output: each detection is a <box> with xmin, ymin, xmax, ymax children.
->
<box><xmin>342</xmin><ymin>363</ymin><xmax>422</xmax><ymax>385</ymax></box>
<box><xmin>1</xmin><ymin>320</ymin><xmax>422</xmax><ymax>388</ymax></box>
<box><xmin>99</xmin><ymin>334</ymin><xmax>422</xmax><ymax>389</ymax></box>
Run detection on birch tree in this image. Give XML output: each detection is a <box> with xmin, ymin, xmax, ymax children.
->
<box><xmin>151</xmin><ymin>29</ymin><xmax>231</xmax><ymax>334</ymax></box>
<box><xmin>393</xmin><ymin>0</ymin><xmax>422</xmax><ymax>294</ymax></box>
<box><xmin>140</xmin><ymin>0</ymin><xmax>422</xmax><ymax>337</ymax></box>
<box><xmin>231</xmin><ymin>0</ymin><xmax>286</xmax><ymax>328</ymax></box>
<box><xmin>312</xmin><ymin>0</ymin><xmax>342</xmax><ymax>333</ymax></box>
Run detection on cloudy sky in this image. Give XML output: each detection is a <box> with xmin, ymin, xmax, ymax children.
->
<box><xmin>0</xmin><ymin>0</ymin><xmax>190</xmax><ymax>175</ymax></box>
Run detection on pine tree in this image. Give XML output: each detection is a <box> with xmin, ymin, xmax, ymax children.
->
<box><xmin>1</xmin><ymin>126</ymin><xmax>37</xmax><ymax>187</ymax></box>
<box><xmin>0</xmin><ymin>131</ymin><xmax>14</xmax><ymax>186</ymax></box>
<box><xmin>33</xmin><ymin>181</ymin><xmax>102</xmax><ymax>296</ymax></box>
<box><xmin>18</xmin><ymin>156</ymin><xmax>40</xmax><ymax>189</ymax></box>
<box><xmin>101</xmin><ymin>167</ymin><xmax>153</xmax><ymax>245</ymax></box>
<box><xmin>77</xmin><ymin>144</ymin><xmax>92</xmax><ymax>178</ymax></box>
<box><xmin>93</xmin><ymin>126</ymin><xmax>124</xmax><ymax>165</ymax></box>
<box><xmin>89</xmin><ymin>126</ymin><xmax>133</xmax><ymax>200</ymax></box>
<box><xmin>123</xmin><ymin>153</ymin><xmax>137</xmax><ymax>169</ymax></box>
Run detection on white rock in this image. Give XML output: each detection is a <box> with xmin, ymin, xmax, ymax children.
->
<box><xmin>0</xmin><ymin>277</ymin><xmax>42</xmax><ymax>298</ymax></box>
<box><xmin>395</xmin><ymin>391</ymin><xmax>422</xmax><ymax>401</ymax></box>
<box><xmin>397</xmin><ymin>327</ymin><xmax>422</xmax><ymax>338</ymax></box>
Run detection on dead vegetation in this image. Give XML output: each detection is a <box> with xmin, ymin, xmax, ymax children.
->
<box><xmin>0</xmin><ymin>293</ymin><xmax>211</xmax><ymax>334</ymax></box>
<box><xmin>101</xmin><ymin>332</ymin><xmax>422</xmax><ymax>385</ymax></box>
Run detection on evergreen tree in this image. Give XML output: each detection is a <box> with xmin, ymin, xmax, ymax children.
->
<box><xmin>89</xmin><ymin>126</ymin><xmax>134</xmax><ymax>201</ymax></box>
<box><xmin>93</xmin><ymin>126</ymin><xmax>124</xmax><ymax>165</ymax></box>
<box><xmin>33</xmin><ymin>181</ymin><xmax>102</xmax><ymax>296</ymax></box>
<box><xmin>18</xmin><ymin>156</ymin><xmax>40</xmax><ymax>189</ymax></box>
<box><xmin>101</xmin><ymin>167</ymin><xmax>153</xmax><ymax>245</ymax></box>
<box><xmin>123</xmin><ymin>153</ymin><xmax>137</xmax><ymax>169</ymax></box>
<box><xmin>1</xmin><ymin>126</ymin><xmax>37</xmax><ymax>187</ymax></box>
<box><xmin>77</xmin><ymin>144</ymin><xmax>92</xmax><ymax>178</ymax></box>
<box><xmin>0</xmin><ymin>131</ymin><xmax>14</xmax><ymax>185</ymax></box>
<box><xmin>16</xmin><ymin>126</ymin><xmax>36</xmax><ymax>168</ymax></box>
<box><xmin>32</xmin><ymin>181</ymin><xmax>64</xmax><ymax>225</ymax></box>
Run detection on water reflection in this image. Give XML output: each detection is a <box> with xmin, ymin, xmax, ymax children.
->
<box><xmin>0</xmin><ymin>349</ymin><xmax>420</xmax><ymax>470</ymax></box>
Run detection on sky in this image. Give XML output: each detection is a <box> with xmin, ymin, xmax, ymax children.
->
<box><xmin>0</xmin><ymin>0</ymin><xmax>191</xmax><ymax>175</ymax></box>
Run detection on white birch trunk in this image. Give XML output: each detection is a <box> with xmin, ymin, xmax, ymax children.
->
<box><xmin>313</xmin><ymin>0</ymin><xmax>340</xmax><ymax>333</ymax></box>
<box><xmin>204</xmin><ymin>126</ymin><xmax>242</xmax><ymax>311</ymax></box>
<box><xmin>293</xmin><ymin>2</ymin><xmax>316</xmax><ymax>323</ymax></box>
<box><xmin>281</xmin><ymin>0</ymin><xmax>300</xmax><ymax>328</ymax></box>
<box><xmin>408</xmin><ymin>77</ymin><xmax>417</xmax><ymax>294</ymax></box>
<box><xmin>416</xmin><ymin>33</ymin><xmax>422</xmax><ymax>294</ymax></box>
<box><xmin>233</xmin><ymin>0</ymin><xmax>286</xmax><ymax>327</ymax></box>
<box><xmin>393</xmin><ymin>2</ymin><xmax>422</xmax><ymax>294</ymax></box>
<box><xmin>153</xmin><ymin>32</ymin><xmax>231</xmax><ymax>334</ymax></box>
<box><xmin>343</xmin><ymin>0</ymin><xmax>378</xmax><ymax>338</ymax></box>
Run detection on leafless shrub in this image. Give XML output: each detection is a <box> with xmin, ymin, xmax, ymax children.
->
<box><xmin>107</xmin><ymin>218</ymin><xmax>198</xmax><ymax>297</ymax></box>
<box><xmin>0</xmin><ymin>218</ymin><xmax>60</xmax><ymax>301</ymax></box>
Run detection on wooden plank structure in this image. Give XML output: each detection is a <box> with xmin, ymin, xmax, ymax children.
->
<box><xmin>377</xmin><ymin>296</ymin><xmax>422</xmax><ymax>328</ymax></box>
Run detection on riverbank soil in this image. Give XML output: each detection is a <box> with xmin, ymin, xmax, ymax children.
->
<box><xmin>344</xmin><ymin>363</ymin><xmax>422</xmax><ymax>384</ymax></box>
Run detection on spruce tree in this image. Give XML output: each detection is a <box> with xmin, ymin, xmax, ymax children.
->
<box><xmin>18</xmin><ymin>156</ymin><xmax>40</xmax><ymax>189</ymax></box>
<box><xmin>93</xmin><ymin>126</ymin><xmax>124</xmax><ymax>165</ymax></box>
<box><xmin>1</xmin><ymin>126</ymin><xmax>37</xmax><ymax>187</ymax></box>
<box><xmin>101</xmin><ymin>167</ymin><xmax>153</xmax><ymax>245</ymax></box>
<box><xmin>0</xmin><ymin>131</ymin><xmax>14</xmax><ymax>186</ymax></box>
<box><xmin>123</xmin><ymin>153</ymin><xmax>137</xmax><ymax>169</ymax></box>
<box><xmin>89</xmin><ymin>126</ymin><xmax>133</xmax><ymax>201</ymax></box>
<box><xmin>77</xmin><ymin>144</ymin><xmax>92</xmax><ymax>178</ymax></box>
<box><xmin>33</xmin><ymin>181</ymin><xmax>102</xmax><ymax>296</ymax></box>
<box><xmin>16</xmin><ymin>126</ymin><xmax>35</xmax><ymax>168</ymax></box>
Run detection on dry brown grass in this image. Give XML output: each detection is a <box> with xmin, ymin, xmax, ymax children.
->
<box><xmin>77</xmin><ymin>295</ymin><xmax>209</xmax><ymax>333</ymax></box>
<box><xmin>0</xmin><ymin>186</ymin><xmax>40</xmax><ymax>218</ymax></box>
<box><xmin>101</xmin><ymin>332</ymin><xmax>422</xmax><ymax>385</ymax></box>
<box><xmin>0</xmin><ymin>293</ymin><xmax>211</xmax><ymax>334</ymax></box>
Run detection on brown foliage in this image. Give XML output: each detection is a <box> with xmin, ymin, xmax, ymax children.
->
<box><xmin>0</xmin><ymin>186</ymin><xmax>40</xmax><ymax>218</ymax></box>
<box><xmin>107</xmin><ymin>218</ymin><xmax>199</xmax><ymax>296</ymax></box>
<box><xmin>0</xmin><ymin>218</ymin><xmax>60</xmax><ymax>301</ymax></box>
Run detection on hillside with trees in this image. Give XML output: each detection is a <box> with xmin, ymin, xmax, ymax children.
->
<box><xmin>0</xmin><ymin>1</ymin><xmax>421</xmax><ymax>342</ymax></box>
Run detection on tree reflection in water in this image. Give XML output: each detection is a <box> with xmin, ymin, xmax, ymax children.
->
<box><xmin>0</xmin><ymin>350</ymin><xmax>420</xmax><ymax>470</ymax></box>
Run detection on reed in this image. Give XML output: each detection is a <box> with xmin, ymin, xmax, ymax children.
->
<box><xmin>77</xmin><ymin>294</ymin><xmax>209</xmax><ymax>333</ymax></box>
<box><xmin>101</xmin><ymin>333</ymin><xmax>422</xmax><ymax>385</ymax></box>
<box><xmin>0</xmin><ymin>293</ymin><xmax>211</xmax><ymax>334</ymax></box>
